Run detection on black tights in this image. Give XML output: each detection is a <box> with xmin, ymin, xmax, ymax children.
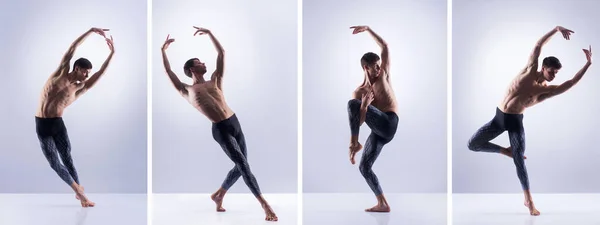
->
<box><xmin>36</xmin><ymin>117</ymin><xmax>79</xmax><ymax>186</ymax></box>
<box><xmin>467</xmin><ymin>108</ymin><xmax>529</xmax><ymax>190</ymax></box>
<box><xmin>347</xmin><ymin>99</ymin><xmax>399</xmax><ymax>196</ymax></box>
<box><xmin>212</xmin><ymin>114</ymin><xmax>261</xmax><ymax>197</ymax></box>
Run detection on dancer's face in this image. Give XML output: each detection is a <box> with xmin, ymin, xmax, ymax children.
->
<box><xmin>364</xmin><ymin>60</ymin><xmax>382</xmax><ymax>79</ymax></box>
<box><xmin>542</xmin><ymin>66</ymin><xmax>559</xmax><ymax>82</ymax></box>
<box><xmin>73</xmin><ymin>67</ymin><xmax>91</xmax><ymax>81</ymax></box>
<box><xmin>191</xmin><ymin>59</ymin><xmax>207</xmax><ymax>76</ymax></box>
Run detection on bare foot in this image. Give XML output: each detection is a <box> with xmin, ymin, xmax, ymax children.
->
<box><xmin>81</xmin><ymin>199</ymin><xmax>96</xmax><ymax>207</ymax></box>
<box><xmin>501</xmin><ymin>147</ymin><xmax>527</xmax><ymax>159</ymax></box>
<box><xmin>262</xmin><ymin>204</ymin><xmax>278</xmax><ymax>221</ymax></box>
<box><xmin>524</xmin><ymin>201</ymin><xmax>540</xmax><ymax>216</ymax></box>
<box><xmin>349</xmin><ymin>142</ymin><xmax>363</xmax><ymax>164</ymax></box>
<box><xmin>211</xmin><ymin>192</ymin><xmax>226</xmax><ymax>212</ymax></box>
<box><xmin>76</xmin><ymin>192</ymin><xmax>95</xmax><ymax>208</ymax></box>
<box><xmin>365</xmin><ymin>204</ymin><xmax>390</xmax><ymax>213</ymax></box>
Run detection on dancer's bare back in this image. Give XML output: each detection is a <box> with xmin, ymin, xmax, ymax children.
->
<box><xmin>182</xmin><ymin>81</ymin><xmax>234</xmax><ymax>123</ymax></box>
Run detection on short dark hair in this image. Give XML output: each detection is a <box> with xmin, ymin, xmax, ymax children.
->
<box><xmin>542</xmin><ymin>56</ymin><xmax>562</xmax><ymax>69</ymax></box>
<box><xmin>73</xmin><ymin>58</ymin><xmax>92</xmax><ymax>70</ymax></box>
<box><xmin>183</xmin><ymin>58</ymin><xmax>199</xmax><ymax>78</ymax></box>
<box><xmin>360</xmin><ymin>52</ymin><xmax>380</xmax><ymax>68</ymax></box>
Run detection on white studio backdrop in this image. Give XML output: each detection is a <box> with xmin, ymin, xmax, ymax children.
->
<box><xmin>0</xmin><ymin>0</ymin><xmax>148</xmax><ymax>193</ymax></box>
<box><xmin>152</xmin><ymin>0</ymin><xmax>298</xmax><ymax>193</ymax></box>
<box><xmin>453</xmin><ymin>0</ymin><xmax>600</xmax><ymax>193</ymax></box>
<box><xmin>302</xmin><ymin>0</ymin><xmax>448</xmax><ymax>193</ymax></box>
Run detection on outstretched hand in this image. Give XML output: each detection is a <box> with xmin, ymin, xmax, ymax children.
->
<box><xmin>193</xmin><ymin>26</ymin><xmax>211</xmax><ymax>36</ymax></box>
<box><xmin>105</xmin><ymin>35</ymin><xmax>114</xmax><ymax>52</ymax></box>
<box><xmin>90</xmin><ymin>27</ymin><xmax>110</xmax><ymax>38</ymax></box>
<box><xmin>583</xmin><ymin>45</ymin><xmax>592</xmax><ymax>63</ymax></box>
<box><xmin>556</xmin><ymin>26</ymin><xmax>574</xmax><ymax>40</ymax></box>
<box><xmin>162</xmin><ymin>34</ymin><xmax>175</xmax><ymax>51</ymax></box>
<box><xmin>350</xmin><ymin>26</ymin><xmax>369</xmax><ymax>34</ymax></box>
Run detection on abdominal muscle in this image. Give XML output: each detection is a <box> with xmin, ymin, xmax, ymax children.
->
<box><xmin>352</xmin><ymin>76</ymin><xmax>398</xmax><ymax>113</ymax></box>
<box><xmin>36</xmin><ymin>78</ymin><xmax>79</xmax><ymax>118</ymax></box>
<box><xmin>371</xmin><ymin>78</ymin><xmax>397</xmax><ymax>113</ymax></box>
<box><xmin>499</xmin><ymin>94</ymin><xmax>530</xmax><ymax>114</ymax></box>
<box><xmin>498</xmin><ymin>75</ymin><xmax>542</xmax><ymax>114</ymax></box>
<box><xmin>189</xmin><ymin>84</ymin><xmax>234</xmax><ymax>123</ymax></box>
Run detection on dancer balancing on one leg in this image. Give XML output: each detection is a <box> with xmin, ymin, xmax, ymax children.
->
<box><xmin>160</xmin><ymin>26</ymin><xmax>278</xmax><ymax>222</ymax></box>
<box><xmin>36</xmin><ymin>27</ymin><xmax>115</xmax><ymax>207</ymax></box>
<box><xmin>467</xmin><ymin>26</ymin><xmax>592</xmax><ymax>216</ymax></box>
<box><xmin>347</xmin><ymin>25</ymin><xmax>399</xmax><ymax>213</ymax></box>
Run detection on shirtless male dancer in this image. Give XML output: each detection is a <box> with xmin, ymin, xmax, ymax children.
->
<box><xmin>36</xmin><ymin>27</ymin><xmax>115</xmax><ymax>207</ymax></box>
<box><xmin>347</xmin><ymin>25</ymin><xmax>399</xmax><ymax>213</ymax></box>
<box><xmin>160</xmin><ymin>26</ymin><xmax>278</xmax><ymax>221</ymax></box>
<box><xmin>467</xmin><ymin>26</ymin><xmax>592</xmax><ymax>216</ymax></box>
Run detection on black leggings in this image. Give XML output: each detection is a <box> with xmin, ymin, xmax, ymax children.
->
<box><xmin>467</xmin><ymin>107</ymin><xmax>529</xmax><ymax>190</ymax></box>
<box><xmin>347</xmin><ymin>99</ymin><xmax>399</xmax><ymax>196</ymax></box>
<box><xmin>212</xmin><ymin>114</ymin><xmax>262</xmax><ymax>197</ymax></box>
<box><xmin>35</xmin><ymin>117</ymin><xmax>79</xmax><ymax>186</ymax></box>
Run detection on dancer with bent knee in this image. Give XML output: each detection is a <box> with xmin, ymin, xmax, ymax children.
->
<box><xmin>347</xmin><ymin>25</ymin><xmax>399</xmax><ymax>213</ymax></box>
<box><xmin>160</xmin><ymin>26</ymin><xmax>278</xmax><ymax>222</ymax></box>
<box><xmin>467</xmin><ymin>26</ymin><xmax>592</xmax><ymax>216</ymax></box>
<box><xmin>36</xmin><ymin>27</ymin><xmax>115</xmax><ymax>207</ymax></box>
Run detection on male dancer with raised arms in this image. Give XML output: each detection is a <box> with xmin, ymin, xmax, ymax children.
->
<box><xmin>160</xmin><ymin>26</ymin><xmax>278</xmax><ymax>221</ymax></box>
<box><xmin>467</xmin><ymin>26</ymin><xmax>592</xmax><ymax>216</ymax></box>
<box><xmin>347</xmin><ymin>25</ymin><xmax>399</xmax><ymax>213</ymax></box>
<box><xmin>36</xmin><ymin>27</ymin><xmax>115</xmax><ymax>207</ymax></box>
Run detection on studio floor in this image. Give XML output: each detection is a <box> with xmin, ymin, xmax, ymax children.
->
<box><xmin>453</xmin><ymin>194</ymin><xmax>600</xmax><ymax>225</ymax></box>
<box><xmin>152</xmin><ymin>193</ymin><xmax>298</xmax><ymax>225</ymax></box>
<box><xmin>0</xmin><ymin>194</ymin><xmax>147</xmax><ymax>225</ymax></box>
<box><xmin>5</xmin><ymin>193</ymin><xmax>597</xmax><ymax>225</ymax></box>
<box><xmin>303</xmin><ymin>193</ymin><xmax>447</xmax><ymax>225</ymax></box>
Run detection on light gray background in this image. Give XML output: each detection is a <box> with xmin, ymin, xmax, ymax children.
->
<box><xmin>152</xmin><ymin>0</ymin><xmax>298</xmax><ymax>193</ymax></box>
<box><xmin>0</xmin><ymin>0</ymin><xmax>147</xmax><ymax>193</ymax></box>
<box><xmin>302</xmin><ymin>0</ymin><xmax>447</xmax><ymax>193</ymax></box>
<box><xmin>453</xmin><ymin>0</ymin><xmax>600</xmax><ymax>193</ymax></box>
